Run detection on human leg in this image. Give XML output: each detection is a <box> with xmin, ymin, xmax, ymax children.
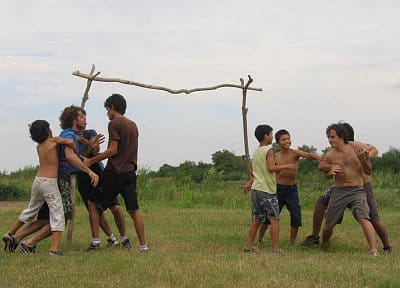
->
<box><xmin>269</xmin><ymin>218</ymin><xmax>280</xmax><ymax>251</ymax></box>
<box><xmin>364</xmin><ymin>183</ymin><xmax>391</xmax><ymax>250</ymax></box>
<box><xmin>257</xmin><ymin>223</ymin><xmax>268</xmax><ymax>244</ymax></box>
<box><xmin>359</xmin><ymin>218</ymin><xmax>378</xmax><ymax>253</ymax></box>
<box><xmin>245</xmin><ymin>218</ymin><xmax>261</xmax><ymax>250</ymax></box>
<box><xmin>110</xmin><ymin>204</ymin><xmax>126</xmax><ymax>238</ymax></box>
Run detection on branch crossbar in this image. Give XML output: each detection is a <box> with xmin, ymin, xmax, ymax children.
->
<box><xmin>72</xmin><ymin>70</ymin><xmax>262</xmax><ymax>94</ymax></box>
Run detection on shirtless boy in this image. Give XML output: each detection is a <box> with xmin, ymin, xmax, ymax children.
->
<box><xmin>3</xmin><ymin>120</ymin><xmax>76</xmax><ymax>255</ymax></box>
<box><xmin>274</xmin><ymin>129</ymin><xmax>321</xmax><ymax>245</ymax></box>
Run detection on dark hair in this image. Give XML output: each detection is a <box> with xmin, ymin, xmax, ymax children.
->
<box><xmin>254</xmin><ymin>124</ymin><xmax>273</xmax><ymax>143</ymax></box>
<box><xmin>59</xmin><ymin>105</ymin><xmax>86</xmax><ymax>129</ymax></box>
<box><xmin>326</xmin><ymin>123</ymin><xmax>349</xmax><ymax>144</ymax></box>
<box><xmin>29</xmin><ymin>120</ymin><xmax>50</xmax><ymax>143</ymax></box>
<box><xmin>275</xmin><ymin>129</ymin><xmax>290</xmax><ymax>143</ymax></box>
<box><xmin>340</xmin><ymin>122</ymin><xmax>355</xmax><ymax>141</ymax></box>
<box><xmin>104</xmin><ymin>94</ymin><xmax>126</xmax><ymax>115</ymax></box>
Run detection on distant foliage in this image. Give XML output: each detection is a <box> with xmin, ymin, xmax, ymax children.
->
<box><xmin>0</xmin><ymin>165</ymin><xmax>38</xmax><ymax>201</ymax></box>
<box><xmin>371</xmin><ymin>146</ymin><xmax>400</xmax><ymax>174</ymax></box>
<box><xmin>211</xmin><ymin>150</ymin><xmax>246</xmax><ymax>180</ymax></box>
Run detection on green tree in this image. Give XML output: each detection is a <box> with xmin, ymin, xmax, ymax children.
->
<box><xmin>298</xmin><ymin>145</ymin><xmax>319</xmax><ymax>173</ymax></box>
<box><xmin>211</xmin><ymin>150</ymin><xmax>246</xmax><ymax>180</ymax></box>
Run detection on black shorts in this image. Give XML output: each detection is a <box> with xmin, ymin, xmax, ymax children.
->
<box><xmin>37</xmin><ymin>202</ymin><xmax>50</xmax><ymax>220</ymax></box>
<box><xmin>276</xmin><ymin>184</ymin><xmax>302</xmax><ymax>227</ymax></box>
<box><xmin>76</xmin><ymin>165</ymin><xmax>120</xmax><ymax>209</ymax></box>
<box><xmin>89</xmin><ymin>169</ymin><xmax>138</xmax><ymax>212</ymax></box>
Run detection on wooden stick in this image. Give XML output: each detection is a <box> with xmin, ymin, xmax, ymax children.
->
<box><xmin>72</xmin><ymin>70</ymin><xmax>262</xmax><ymax>94</ymax></box>
<box><xmin>241</xmin><ymin>76</ymin><xmax>253</xmax><ymax>179</ymax></box>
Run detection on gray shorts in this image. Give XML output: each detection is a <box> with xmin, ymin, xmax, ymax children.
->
<box><xmin>316</xmin><ymin>187</ymin><xmax>332</xmax><ymax>207</ymax></box>
<box><xmin>251</xmin><ymin>190</ymin><xmax>280</xmax><ymax>224</ymax></box>
<box><xmin>325</xmin><ymin>186</ymin><xmax>370</xmax><ymax>227</ymax></box>
<box><xmin>365</xmin><ymin>183</ymin><xmax>380</xmax><ymax>222</ymax></box>
<box><xmin>318</xmin><ymin>183</ymin><xmax>380</xmax><ymax>223</ymax></box>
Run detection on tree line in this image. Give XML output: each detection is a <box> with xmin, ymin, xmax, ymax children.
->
<box><xmin>151</xmin><ymin>146</ymin><xmax>400</xmax><ymax>182</ymax></box>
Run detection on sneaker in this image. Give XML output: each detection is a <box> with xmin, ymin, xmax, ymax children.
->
<box><xmin>121</xmin><ymin>239</ymin><xmax>132</xmax><ymax>250</ymax></box>
<box><xmin>138</xmin><ymin>244</ymin><xmax>149</xmax><ymax>253</ymax></box>
<box><xmin>86</xmin><ymin>242</ymin><xmax>101</xmax><ymax>251</ymax></box>
<box><xmin>49</xmin><ymin>249</ymin><xmax>65</xmax><ymax>256</ymax></box>
<box><xmin>106</xmin><ymin>238</ymin><xmax>120</xmax><ymax>248</ymax></box>
<box><xmin>302</xmin><ymin>235</ymin><xmax>320</xmax><ymax>247</ymax></box>
<box><xmin>19</xmin><ymin>242</ymin><xmax>36</xmax><ymax>254</ymax></box>
<box><xmin>383</xmin><ymin>246</ymin><xmax>392</xmax><ymax>253</ymax></box>
<box><xmin>243</xmin><ymin>247</ymin><xmax>257</xmax><ymax>253</ymax></box>
<box><xmin>3</xmin><ymin>233</ymin><xmax>17</xmax><ymax>253</ymax></box>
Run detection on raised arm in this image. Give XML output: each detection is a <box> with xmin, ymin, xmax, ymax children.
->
<box><xmin>353</xmin><ymin>145</ymin><xmax>372</xmax><ymax>175</ymax></box>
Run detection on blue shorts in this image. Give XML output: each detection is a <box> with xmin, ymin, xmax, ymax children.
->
<box><xmin>251</xmin><ymin>190</ymin><xmax>280</xmax><ymax>224</ymax></box>
<box><xmin>277</xmin><ymin>184</ymin><xmax>302</xmax><ymax>227</ymax></box>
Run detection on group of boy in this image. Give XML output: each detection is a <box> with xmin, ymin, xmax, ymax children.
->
<box><xmin>3</xmin><ymin>93</ymin><xmax>148</xmax><ymax>256</ymax></box>
<box><xmin>244</xmin><ymin>122</ymin><xmax>391</xmax><ymax>256</ymax></box>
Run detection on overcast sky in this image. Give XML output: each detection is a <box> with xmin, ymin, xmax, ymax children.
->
<box><xmin>1</xmin><ymin>0</ymin><xmax>399</xmax><ymax>173</ymax></box>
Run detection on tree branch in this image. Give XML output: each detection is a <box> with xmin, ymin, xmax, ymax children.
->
<box><xmin>72</xmin><ymin>70</ymin><xmax>263</xmax><ymax>94</ymax></box>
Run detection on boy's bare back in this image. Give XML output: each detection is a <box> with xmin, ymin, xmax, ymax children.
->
<box><xmin>36</xmin><ymin>137</ymin><xmax>75</xmax><ymax>178</ymax></box>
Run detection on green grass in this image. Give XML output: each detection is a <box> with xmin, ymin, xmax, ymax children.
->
<box><xmin>1</xmin><ymin>201</ymin><xmax>399</xmax><ymax>288</ymax></box>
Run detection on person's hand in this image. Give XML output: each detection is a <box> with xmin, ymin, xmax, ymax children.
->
<box><xmin>88</xmin><ymin>170</ymin><xmax>99</xmax><ymax>187</ymax></box>
<box><xmin>89</xmin><ymin>134</ymin><xmax>105</xmax><ymax>151</ymax></box>
<box><xmin>328</xmin><ymin>164</ymin><xmax>343</xmax><ymax>176</ymax></box>
<box><xmin>243</xmin><ymin>182</ymin><xmax>251</xmax><ymax>194</ymax></box>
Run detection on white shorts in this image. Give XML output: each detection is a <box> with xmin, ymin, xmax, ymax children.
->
<box><xmin>19</xmin><ymin>177</ymin><xmax>65</xmax><ymax>232</ymax></box>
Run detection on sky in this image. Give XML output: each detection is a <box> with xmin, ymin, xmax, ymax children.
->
<box><xmin>1</xmin><ymin>0</ymin><xmax>399</xmax><ymax>173</ymax></box>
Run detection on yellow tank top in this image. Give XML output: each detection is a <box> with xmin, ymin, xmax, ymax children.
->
<box><xmin>251</xmin><ymin>146</ymin><xmax>276</xmax><ymax>194</ymax></box>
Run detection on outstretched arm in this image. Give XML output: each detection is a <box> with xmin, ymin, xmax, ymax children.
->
<box><xmin>296</xmin><ymin>150</ymin><xmax>322</xmax><ymax>161</ymax></box>
<box><xmin>267</xmin><ymin>149</ymin><xmax>297</xmax><ymax>172</ymax></box>
<box><xmin>83</xmin><ymin>140</ymin><xmax>118</xmax><ymax>167</ymax></box>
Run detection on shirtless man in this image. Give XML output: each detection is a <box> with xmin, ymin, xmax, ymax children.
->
<box><xmin>302</xmin><ymin>123</ymin><xmax>391</xmax><ymax>252</ymax></box>
<box><xmin>318</xmin><ymin>123</ymin><xmax>378</xmax><ymax>256</ymax></box>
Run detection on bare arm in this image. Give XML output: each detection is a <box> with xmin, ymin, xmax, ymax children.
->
<box><xmin>353</xmin><ymin>146</ymin><xmax>372</xmax><ymax>175</ymax></box>
<box><xmin>243</xmin><ymin>177</ymin><xmax>254</xmax><ymax>194</ymax></box>
<box><xmin>365</xmin><ymin>143</ymin><xmax>378</xmax><ymax>158</ymax></box>
<box><xmin>267</xmin><ymin>149</ymin><xmax>296</xmax><ymax>172</ymax></box>
<box><xmin>296</xmin><ymin>150</ymin><xmax>322</xmax><ymax>161</ymax></box>
<box><xmin>53</xmin><ymin>137</ymin><xmax>77</xmax><ymax>153</ymax></box>
<box><xmin>65</xmin><ymin>147</ymin><xmax>99</xmax><ymax>186</ymax></box>
<box><xmin>84</xmin><ymin>140</ymin><xmax>118</xmax><ymax>167</ymax></box>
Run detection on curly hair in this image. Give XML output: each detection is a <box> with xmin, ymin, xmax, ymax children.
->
<box><xmin>59</xmin><ymin>105</ymin><xmax>86</xmax><ymax>129</ymax></box>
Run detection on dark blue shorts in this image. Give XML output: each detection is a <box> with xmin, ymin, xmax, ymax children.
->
<box><xmin>277</xmin><ymin>184</ymin><xmax>302</xmax><ymax>227</ymax></box>
<box><xmin>89</xmin><ymin>169</ymin><xmax>138</xmax><ymax>213</ymax></box>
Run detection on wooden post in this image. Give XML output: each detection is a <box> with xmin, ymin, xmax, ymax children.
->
<box><xmin>240</xmin><ymin>76</ymin><xmax>253</xmax><ymax>180</ymax></box>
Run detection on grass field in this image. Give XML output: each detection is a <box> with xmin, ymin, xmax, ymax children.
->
<box><xmin>1</xmin><ymin>200</ymin><xmax>399</xmax><ymax>288</ymax></box>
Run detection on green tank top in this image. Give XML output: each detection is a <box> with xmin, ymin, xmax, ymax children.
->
<box><xmin>251</xmin><ymin>146</ymin><xmax>276</xmax><ymax>194</ymax></box>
